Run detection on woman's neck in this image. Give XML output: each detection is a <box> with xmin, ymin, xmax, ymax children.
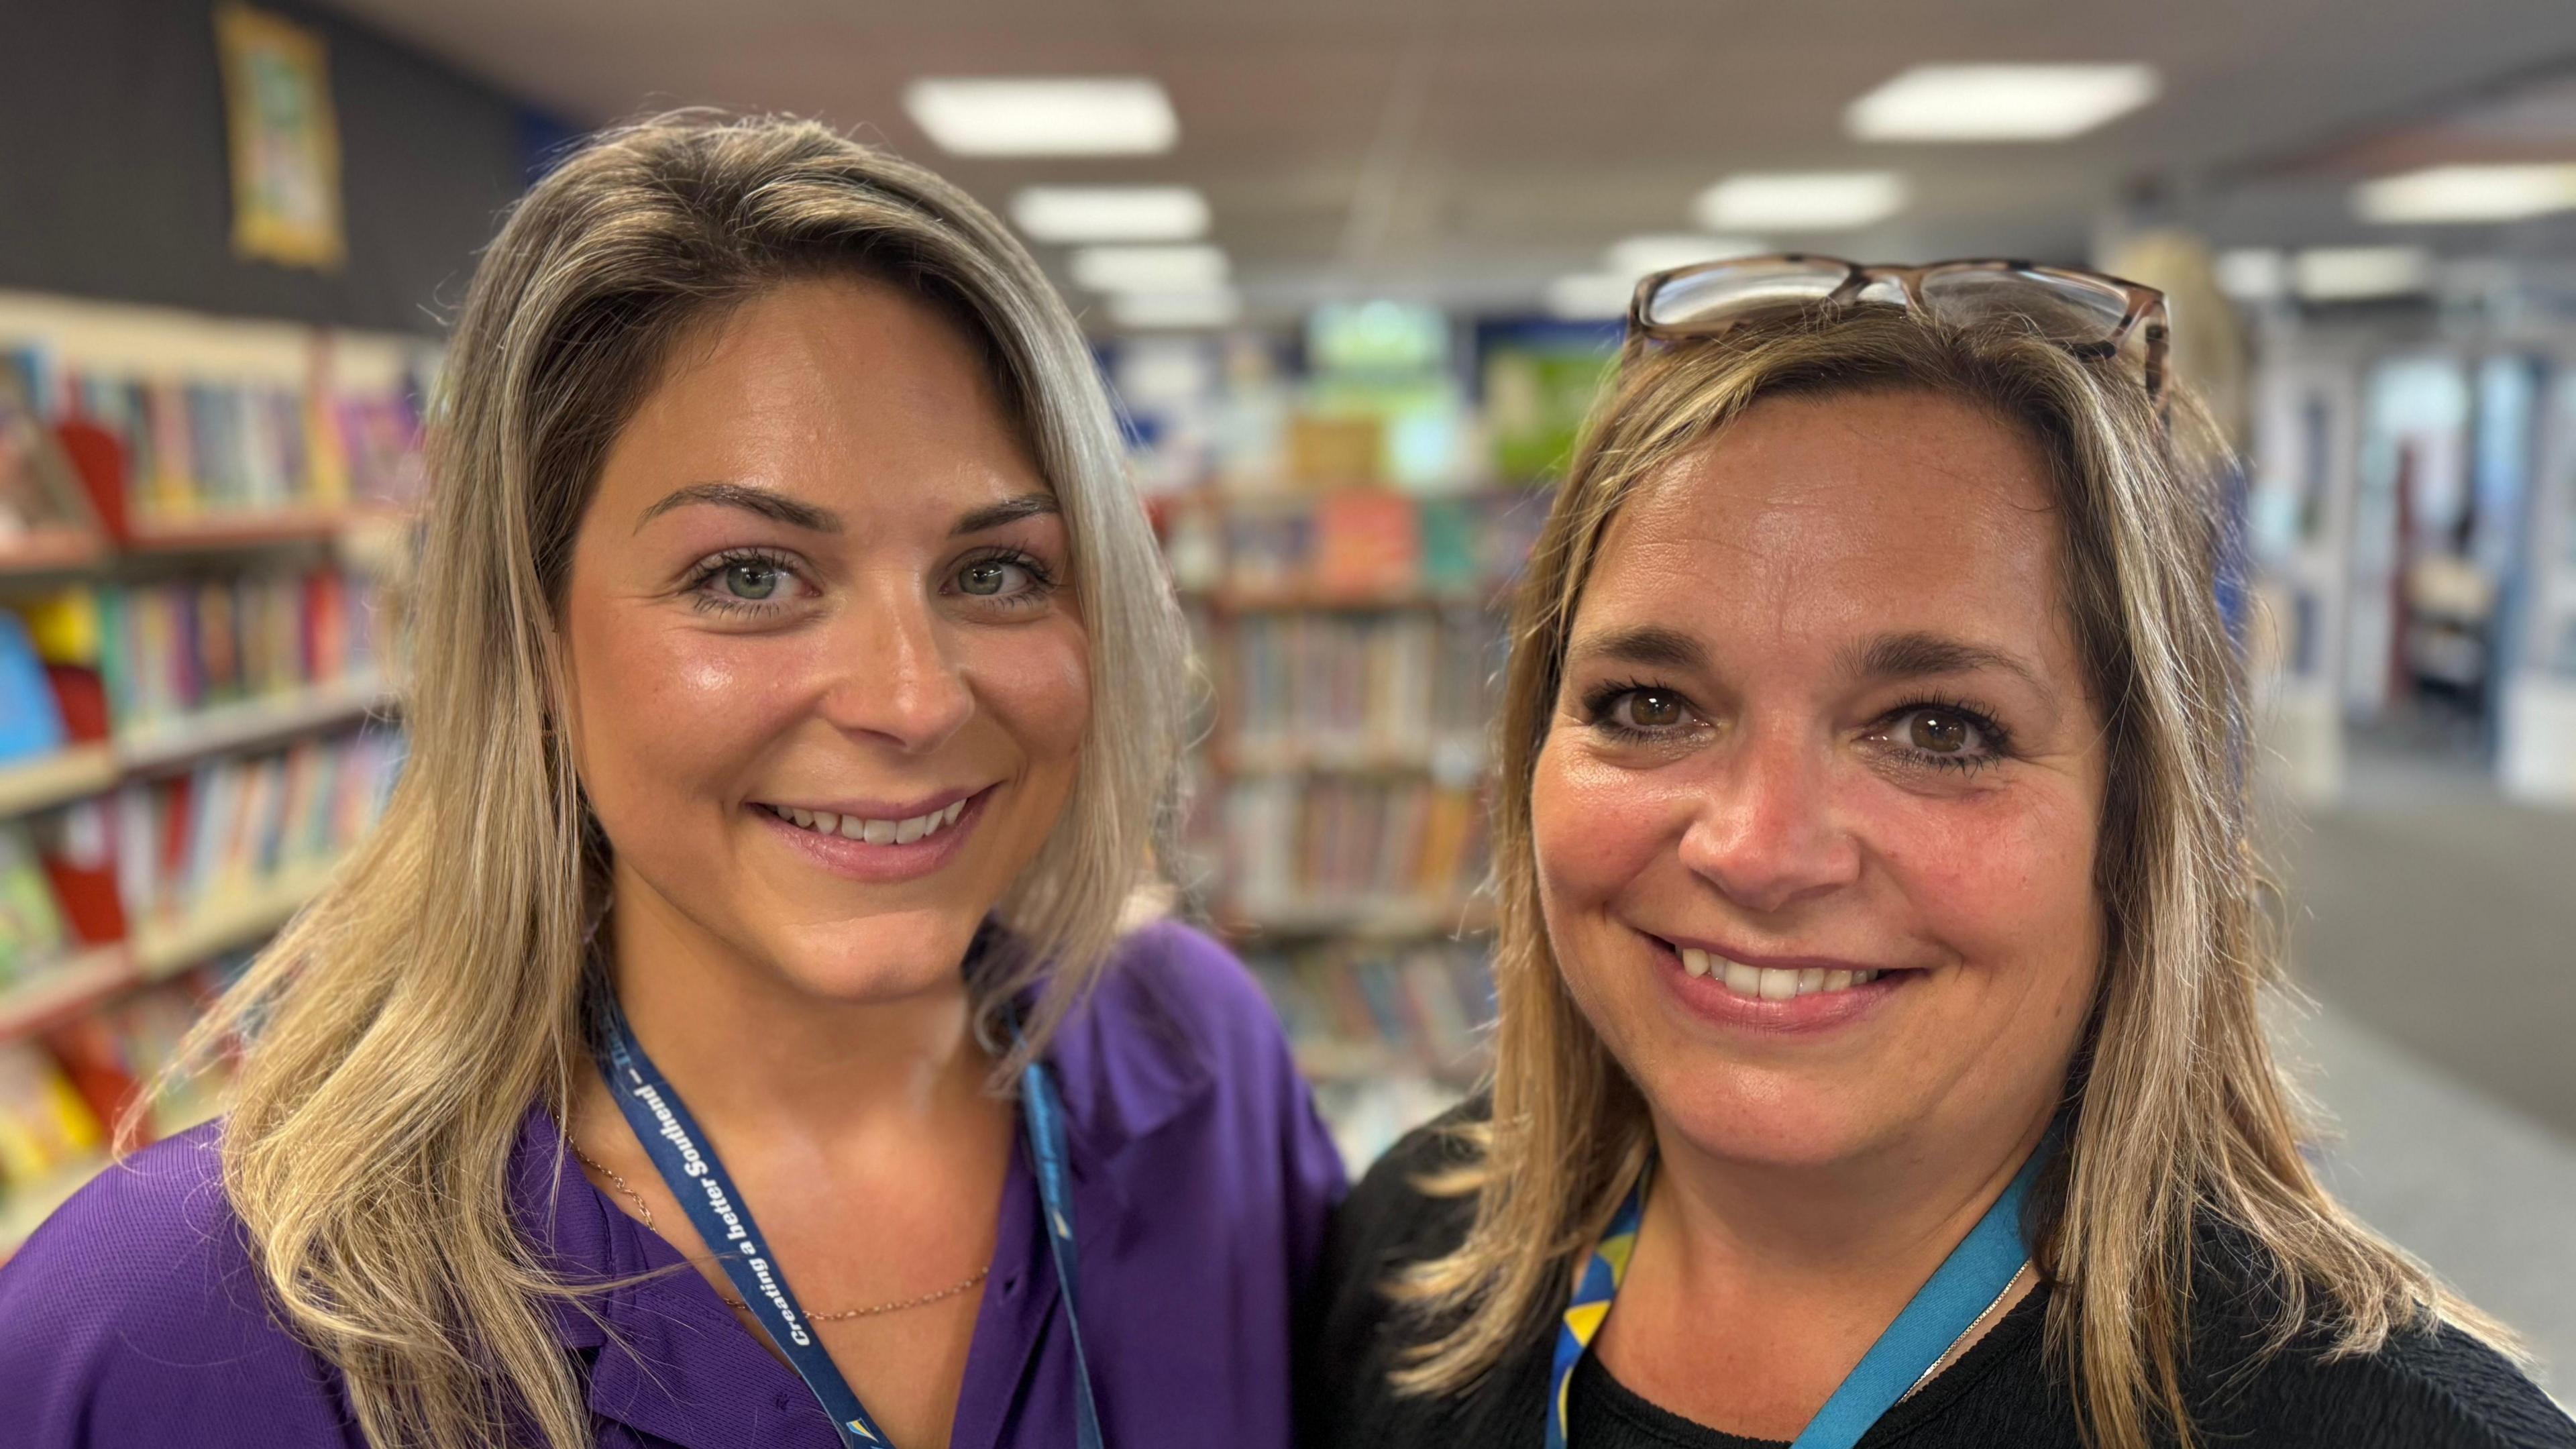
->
<box><xmin>1644</xmin><ymin>1105</ymin><xmax>2050</xmax><ymax>1295</ymax></box>
<box><xmin>596</xmin><ymin>871</ymin><xmax>992</xmax><ymax>1145</ymax></box>
<box><xmin>1592</xmin><ymin>1103</ymin><xmax>2053</xmax><ymax>1439</ymax></box>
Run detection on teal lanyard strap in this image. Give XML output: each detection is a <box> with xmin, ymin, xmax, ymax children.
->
<box><xmin>1547</xmin><ymin>1142</ymin><xmax>2049</xmax><ymax>1449</ymax></box>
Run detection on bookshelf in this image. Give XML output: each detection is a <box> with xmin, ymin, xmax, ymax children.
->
<box><xmin>0</xmin><ymin>291</ymin><xmax>428</xmax><ymax>1255</ymax></box>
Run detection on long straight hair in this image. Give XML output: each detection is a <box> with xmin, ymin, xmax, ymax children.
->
<box><xmin>173</xmin><ymin>113</ymin><xmax>1187</xmax><ymax>1449</ymax></box>
<box><xmin>1391</xmin><ymin>306</ymin><xmax>2495</xmax><ymax>1449</ymax></box>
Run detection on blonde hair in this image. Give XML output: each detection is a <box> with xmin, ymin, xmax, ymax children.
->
<box><xmin>1393</xmin><ymin>305</ymin><xmax>2493</xmax><ymax>1448</ymax></box>
<box><xmin>174</xmin><ymin>113</ymin><xmax>1186</xmax><ymax>1449</ymax></box>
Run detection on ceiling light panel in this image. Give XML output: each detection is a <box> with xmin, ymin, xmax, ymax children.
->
<box><xmin>1605</xmin><ymin>234</ymin><xmax>1768</xmax><ymax>280</ymax></box>
<box><xmin>1545</xmin><ymin>273</ymin><xmax>1637</xmax><ymax>321</ymax></box>
<box><xmin>1847</xmin><ymin>64</ymin><xmax>2159</xmax><ymax>142</ymax></box>
<box><xmin>1108</xmin><ymin>290</ymin><xmax>1242</xmax><ymax>329</ymax></box>
<box><xmin>2293</xmin><ymin>246</ymin><xmax>2432</xmax><ymax>301</ymax></box>
<box><xmin>1070</xmin><ymin>244</ymin><xmax>1230</xmax><ymax>292</ymax></box>
<box><xmin>2355</xmin><ymin>164</ymin><xmax>2576</xmax><ymax>224</ymax></box>
<box><xmin>904</xmin><ymin>78</ymin><xmax>1177</xmax><ymax>157</ymax></box>
<box><xmin>1695</xmin><ymin>172</ymin><xmax>1908</xmax><ymax>231</ymax></box>
<box><xmin>1013</xmin><ymin>186</ymin><xmax>1210</xmax><ymax>243</ymax></box>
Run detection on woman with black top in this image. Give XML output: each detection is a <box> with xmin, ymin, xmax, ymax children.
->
<box><xmin>1301</xmin><ymin>258</ymin><xmax>2576</xmax><ymax>1449</ymax></box>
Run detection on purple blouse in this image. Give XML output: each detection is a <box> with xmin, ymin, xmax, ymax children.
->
<box><xmin>0</xmin><ymin>920</ymin><xmax>1347</xmax><ymax>1448</ymax></box>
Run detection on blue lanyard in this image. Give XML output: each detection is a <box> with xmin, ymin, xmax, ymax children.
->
<box><xmin>1546</xmin><ymin>1142</ymin><xmax>2048</xmax><ymax>1449</ymax></box>
<box><xmin>594</xmin><ymin>1000</ymin><xmax>1107</xmax><ymax>1449</ymax></box>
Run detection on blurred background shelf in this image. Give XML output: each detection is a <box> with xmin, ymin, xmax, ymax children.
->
<box><xmin>0</xmin><ymin>745</ymin><xmax>118</xmax><ymax>818</ymax></box>
<box><xmin>114</xmin><ymin>675</ymin><xmax>393</xmax><ymax>776</ymax></box>
<box><xmin>130</xmin><ymin>865</ymin><xmax>336</xmax><ymax>977</ymax></box>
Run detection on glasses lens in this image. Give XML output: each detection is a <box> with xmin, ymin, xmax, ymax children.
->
<box><xmin>1918</xmin><ymin>266</ymin><xmax>2135</xmax><ymax>345</ymax></box>
<box><xmin>1642</xmin><ymin>258</ymin><xmax>1853</xmax><ymax>331</ymax></box>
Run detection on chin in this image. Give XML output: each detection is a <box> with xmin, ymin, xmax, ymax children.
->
<box><xmin>763</xmin><ymin>908</ymin><xmax>988</xmax><ymax>1004</ymax></box>
<box><xmin>1629</xmin><ymin>1053</ymin><xmax>1905</xmax><ymax>1173</ymax></box>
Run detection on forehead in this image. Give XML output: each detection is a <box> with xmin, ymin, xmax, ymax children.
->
<box><xmin>596</xmin><ymin>275</ymin><xmax>1043</xmax><ymax>517</ymax></box>
<box><xmin>1578</xmin><ymin>389</ymin><xmax>2070</xmax><ymax>664</ymax></box>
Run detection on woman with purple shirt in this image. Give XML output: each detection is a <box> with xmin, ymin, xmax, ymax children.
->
<box><xmin>0</xmin><ymin>114</ymin><xmax>1344</xmax><ymax>1449</ymax></box>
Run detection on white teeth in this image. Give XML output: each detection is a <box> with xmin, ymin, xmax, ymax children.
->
<box><xmin>1688</xmin><ymin>953</ymin><xmax>1892</xmax><ymax>1002</ymax></box>
<box><xmin>771</xmin><ymin>798</ymin><xmax>973</xmax><ymax>843</ymax></box>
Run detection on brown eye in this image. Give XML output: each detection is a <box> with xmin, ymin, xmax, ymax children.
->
<box><xmin>1624</xmin><ymin>690</ymin><xmax>1686</xmax><ymax>729</ymax></box>
<box><xmin>1907</xmin><ymin>710</ymin><xmax>1972</xmax><ymax>753</ymax></box>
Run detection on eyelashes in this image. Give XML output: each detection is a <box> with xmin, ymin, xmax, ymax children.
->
<box><xmin>676</xmin><ymin>545</ymin><xmax>1063</xmax><ymax>619</ymax></box>
<box><xmin>1575</xmin><ymin>680</ymin><xmax>2017</xmax><ymax>775</ymax></box>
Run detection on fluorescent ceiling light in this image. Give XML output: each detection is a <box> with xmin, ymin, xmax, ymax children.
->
<box><xmin>1695</xmin><ymin>172</ymin><xmax>1907</xmax><ymax>231</ymax></box>
<box><xmin>2293</xmin><ymin>246</ymin><xmax>2432</xmax><ymax>301</ymax></box>
<box><xmin>2355</xmin><ymin>163</ymin><xmax>2576</xmax><ymax>224</ymax></box>
<box><xmin>1605</xmin><ymin>234</ymin><xmax>1768</xmax><ymax>280</ymax></box>
<box><xmin>1847</xmin><ymin>64</ymin><xmax>2159</xmax><ymax>142</ymax></box>
<box><xmin>1070</xmin><ymin>244</ymin><xmax>1229</xmax><ymax>292</ymax></box>
<box><xmin>1012</xmin><ymin>186</ymin><xmax>1210</xmax><ymax>243</ymax></box>
<box><xmin>1108</xmin><ymin>290</ymin><xmax>1241</xmax><ymax>329</ymax></box>
<box><xmin>1545</xmin><ymin>273</ymin><xmax>1637</xmax><ymax>321</ymax></box>
<box><xmin>2215</xmin><ymin>248</ymin><xmax>2290</xmax><ymax>301</ymax></box>
<box><xmin>904</xmin><ymin>78</ymin><xmax>1177</xmax><ymax>156</ymax></box>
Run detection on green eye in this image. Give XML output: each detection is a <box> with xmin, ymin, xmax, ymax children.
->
<box><xmin>959</xmin><ymin>561</ymin><xmax>1009</xmax><ymax>596</ymax></box>
<box><xmin>724</xmin><ymin>561</ymin><xmax>780</xmax><ymax>599</ymax></box>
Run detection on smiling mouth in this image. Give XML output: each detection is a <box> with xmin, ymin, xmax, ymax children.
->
<box><xmin>758</xmin><ymin>797</ymin><xmax>969</xmax><ymax>846</ymax></box>
<box><xmin>1658</xmin><ymin>936</ymin><xmax>1917</xmax><ymax>1003</ymax></box>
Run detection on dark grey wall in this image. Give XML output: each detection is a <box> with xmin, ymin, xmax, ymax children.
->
<box><xmin>0</xmin><ymin>0</ymin><xmax>551</xmax><ymax>334</ymax></box>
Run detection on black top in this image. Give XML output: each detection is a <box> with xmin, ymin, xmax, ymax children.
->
<box><xmin>1298</xmin><ymin>1103</ymin><xmax>2576</xmax><ymax>1449</ymax></box>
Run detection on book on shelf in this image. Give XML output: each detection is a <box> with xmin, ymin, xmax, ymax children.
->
<box><xmin>1246</xmin><ymin>936</ymin><xmax>1495</xmax><ymax>1082</ymax></box>
<box><xmin>113</xmin><ymin>725</ymin><xmax>399</xmax><ymax>932</ymax></box>
<box><xmin>0</xmin><ymin>821</ymin><xmax>69</xmax><ymax>989</ymax></box>
<box><xmin>1195</xmin><ymin>488</ymin><xmax>1546</xmax><ymax>604</ymax></box>
<box><xmin>46</xmin><ymin>356</ymin><xmax>429</xmax><ymax>533</ymax></box>
<box><xmin>13</xmin><ymin>566</ymin><xmax>383</xmax><ymax>739</ymax></box>
<box><xmin>1220</xmin><ymin>774</ymin><xmax>1489</xmax><ymax>916</ymax></box>
<box><xmin>1223</xmin><ymin>609</ymin><xmax>1503</xmax><ymax>763</ymax></box>
<box><xmin>0</xmin><ymin>969</ymin><xmax>239</xmax><ymax>1245</ymax></box>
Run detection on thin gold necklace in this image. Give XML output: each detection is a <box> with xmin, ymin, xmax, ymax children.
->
<box><xmin>569</xmin><ymin>1140</ymin><xmax>990</xmax><ymax>1322</ymax></box>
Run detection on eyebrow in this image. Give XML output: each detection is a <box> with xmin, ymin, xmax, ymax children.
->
<box><xmin>952</xmin><ymin>492</ymin><xmax>1060</xmax><ymax>537</ymax></box>
<box><xmin>1844</xmin><ymin>631</ymin><xmax>2045</xmax><ymax>692</ymax></box>
<box><xmin>1565</xmin><ymin>623</ymin><xmax>1706</xmax><ymax>672</ymax></box>
<box><xmin>635</xmin><ymin>482</ymin><xmax>841</xmax><ymax>534</ymax></box>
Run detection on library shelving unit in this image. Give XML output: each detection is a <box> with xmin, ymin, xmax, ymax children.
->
<box><xmin>1159</xmin><ymin>474</ymin><xmax>1550</xmax><ymax>1166</ymax></box>
<box><xmin>0</xmin><ymin>292</ymin><xmax>429</xmax><ymax>1256</ymax></box>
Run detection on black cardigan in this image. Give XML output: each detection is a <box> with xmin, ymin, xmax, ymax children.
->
<box><xmin>1297</xmin><ymin>1102</ymin><xmax>2576</xmax><ymax>1449</ymax></box>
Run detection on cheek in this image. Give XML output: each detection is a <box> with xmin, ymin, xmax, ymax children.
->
<box><xmin>969</xmin><ymin>618</ymin><xmax>1091</xmax><ymax>773</ymax></box>
<box><xmin>1878</xmin><ymin>784</ymin><xmax>2103</xmax><ymax>1003</ymax></box>
<box><xmin>1529</xmin><ymin>733</ymin><xmax>1688</xmax><ymax>1004</ymax></box>
<box><xmin>564</xmin><ymin>601</ymin><xmax>806</xmax><ymax>813</ymax></box>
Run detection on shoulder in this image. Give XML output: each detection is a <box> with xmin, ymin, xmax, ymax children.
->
<box><xmin>2179</xmin><ymin>1228</ymin><xmax>2575</xmax><ymax>1449</ymax></box>
<box><xmin>1301</xmin><ymin>1095</ymin><xmax>1536</xmax><ymax>1448</ymax></box>
<box><xmin>1094</xmin><ymin>917</ymin><xmax>1285</xmax><ymax>1049</ymax></box>
<box><xmin>2186</xmin><ymin>1318</ymin><xmax>2573</xmax><ymax>1449</ymax></box>
<box><xmin>0</xmin><ymin>1121</ymin><xmax>359</xmax><ymax>1444</ymax></box>
<box><xmin>1051</xmin><ymin>916</ymin><xmax>1346</xmax><ymax>1220</ymax></box>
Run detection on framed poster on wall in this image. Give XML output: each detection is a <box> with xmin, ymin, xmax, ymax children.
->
<box><xmin>214</xmin><ymin>4</ymin><xmax>345</xmax><ymax>270</ymax></box>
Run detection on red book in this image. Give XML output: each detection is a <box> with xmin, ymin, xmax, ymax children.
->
<box><xmin>36</xmin><ymin>800</ymin><xmax>126</xmax><ymax>945</ymax></box>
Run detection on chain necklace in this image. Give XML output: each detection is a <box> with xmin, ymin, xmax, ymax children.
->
<box><xmin>569</xmin><ymin>1140</ymin><xmax>990</xmax><ymax>1322</ymax></box>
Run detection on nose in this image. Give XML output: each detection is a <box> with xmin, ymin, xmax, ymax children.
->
<box><xmin>816</xmin><ymin>582</ymin><xmax>974</xmax><ymax>753</ymax></box>
<box><xmin>1674</xmin><ymin>724</ymin><xmax>1862</xmax><ymax>916</ymax></box>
